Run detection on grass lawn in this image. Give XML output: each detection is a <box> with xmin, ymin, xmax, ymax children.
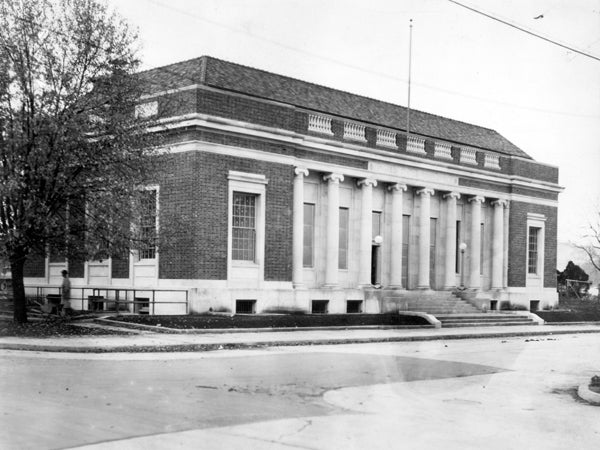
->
<box><xmin>536</xmin><ymin>296</ymin><xmax>600</xmax><ymax>323</ymax></box>
<box><xmin>110</xmin><ymin>312</ymin><xmax>430</xmax><ymax>329</ymax></box>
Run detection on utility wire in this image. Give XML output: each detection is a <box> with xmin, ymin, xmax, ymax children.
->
<box><xmin>5</xmin><ymin>5</ymin><xmax>599</xmax><ymax>120</ymax></box>
<box><xmin>448</xmin><ymin>0</ymin><xmax>600</xmax><ymax>62</ymax></box>
<box><xmin>143</xmin><ymin>0</ymin><xmax>600</xmax><ymax>120</ymax></box>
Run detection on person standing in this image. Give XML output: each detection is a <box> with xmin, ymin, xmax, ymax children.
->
<box><xmin>61</xmin><ymin>270</ymin><xmax>71</xmax><ymax>316</ymax></box>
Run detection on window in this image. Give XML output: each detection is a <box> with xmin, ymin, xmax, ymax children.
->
<box><xmin>312</xmin><ymin>300</ymin><xmax>329</xmax><ymax>314</ymax></box>
<box><xmin>140</xmin><ymin>189</ymin><xmax>157</xmax><ymax>259</ymax></box>
<box><xmin>528</xmin><ymin>226</ymin><xmax>541</xmax><ymax>274</ymax></box>
<box><xmin>402</xmin><ymin>215</ymin><xmax>410</xmax><ymax>288</ymax></box>
<box><xmin>372</xmin><ymin>211</ymin><xmax>382</xmax><ymax>238</ymax></box>
<box><xmin>430</xmin><ymin>218</ymin><xmax>437</xmax><ymax>286</ymax></box>
<box><xmin>232</xmin><ymin>192</ymin><xmax>257</xmax><ymax>261</ymax></box>
<box><xmin>303</xmin><ymin>203</ymin><xmax>315</xmax><ymax>267</ymax></box>
<box><xmin>347</xmin><ymin>300</ymin><xmax>363</xmax><ymax>313</ymax></box>
<box><xmin>339</xmin><ymin>207</ymin><xmax>349</xmax><ymax>269</ymax></box>
<box><xmin>480</xmin><ymin>222</ymin><xmax>485</xmax><ymax>275</ymax></box>
<box><xmin>236</xmin><ymin>299</ymin><xmax>256</xmax><ymax>314</ymax></box>
<box><xmin>455</xmin><ymin>220</ymin><xmax>462</xmax><ymax>273</ymax></box>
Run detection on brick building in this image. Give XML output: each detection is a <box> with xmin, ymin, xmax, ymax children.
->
<box><xmin>24</xmin><ymin>56</ymin><xmax>562</xmax><ymax>314</ymax></box>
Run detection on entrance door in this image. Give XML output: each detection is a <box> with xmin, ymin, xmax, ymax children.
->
<box><xmin>371</xmin><ymin>245</ymin><xmax>380</xmax><ymax>285</ymax></box>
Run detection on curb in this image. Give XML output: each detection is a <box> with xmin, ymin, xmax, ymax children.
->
<box><xmin>577</xmin><ymin>383</ymin><xmax>600</xmax><ymax>405</ymax></box>
<box><xmin>3</xmin><ymin>327</ymin><xmax>600</xmax><ymax>353</ymax></box>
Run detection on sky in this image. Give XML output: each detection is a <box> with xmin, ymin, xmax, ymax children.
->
<box><xmin>107</xmin><ymin>0</ymin><xmax>600</xmax><ymax>264</ymax></box>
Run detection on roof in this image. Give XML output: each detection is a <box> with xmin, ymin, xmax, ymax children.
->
<box><xmin>139</xmin><ymin>56</ymin><xmax>532</xmax><ymax>159</ymax></box>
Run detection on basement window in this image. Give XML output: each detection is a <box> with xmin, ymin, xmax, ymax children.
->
<box><xmin>235</xmin><ymin>299</ymin><xmax>256</xmax><ymax>314</ymax></box>
<box><xmin>311</xmin><ymin>300</ymin><xmax>329</xmax><ymax>314</ymax></box>
<box><xmin>346</xmin><ymin>300</ymin><xmax>363</xmax><ymax>314</ymax></box>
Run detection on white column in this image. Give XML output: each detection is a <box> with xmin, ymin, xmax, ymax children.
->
<box><xmin>416</xmin><ymin>188</ymin><xmax>434</xmax><ymax>289</ymax></box>
<box><xmin>491</xmin><ymin>199</ymin><xmax>507</xmax><ymax>290</ymax></box>
<box><xmin>323</xmin><ymin>173</ymin><xmax>344</xmax><ymax>286</ymax></box>
<box><xmin>443</xmin><ymin>192</ymin><xmax>460</xmax><ymax>289</ymax></box>
<box><xmin>292</xmin><ymin>167</ymin><xmax>309</xmax><ymax>288</ymax></box>
<box><xmin>358</xmin><ymin>178</ymin><xmax>377</xmax><ymax>286</ymax></box>
<box><xmin>388</xmin><ymin>183</ymin><xmax>407</xmax><ymax>288</ymax></box>
<box><xmin>468</xmin><ymin>196</ymin><xmax>485</xmax><ymax>290</ymax></box>
<box><xmin>503</xmin><ymin>201</ymin><xmax>510</xmax><ymax>288</ymax></box>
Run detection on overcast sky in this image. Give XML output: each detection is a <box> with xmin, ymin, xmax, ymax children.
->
<box><xmin>108</xmin><ymin>0</ymin><xmax>600</xmax><ymax>258</ymax></box>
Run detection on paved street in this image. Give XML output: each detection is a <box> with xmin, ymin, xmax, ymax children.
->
<box><xmin>1</xmin><ymin>333</ymin><xmax>599</xmax><ymax>449</ymax></box>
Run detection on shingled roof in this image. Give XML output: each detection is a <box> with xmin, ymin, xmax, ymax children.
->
<box><xmin>140</xmin><ymin>56</ymin><xmax>532</xmax><ymax>159</ymax></box>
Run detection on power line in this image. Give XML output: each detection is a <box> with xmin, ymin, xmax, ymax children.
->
<box><xmin>447</xmin><ymin>0</ymin><xmax>600</xmax><ymax>62</ymax></box>
<box><xmin>5</xmin><ymin>4</ymin><xmax>598</xmax><ymax>120</ymax></box>
<box><xmin>144</xmin><ymin>0</ymin><xmax>600</xmax><ymax>120</ymax></box>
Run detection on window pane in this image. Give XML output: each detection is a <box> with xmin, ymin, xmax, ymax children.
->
<box><xmin>480</xmin><ymin>222</ymin><xmax>485</xmax><ymax>275</ymax></box>
<box><xmin>232</xmin><ymin>192</ymin><xmax>256</xmax><ymax>261</ymax></box>
<box><xmin>140</xmin><ymin>189</ymin><xmax>157</xmax><ymax>259</ymax></box>
<box><xmin>303</xmin><ymin>203</ymin><xmax>315</xmax><ymax>267</ymax></box>
<box><xmin>402</xmin><ymin>215</ymin><xmax>410</xmax><ymax>288</ymax></box>
<box><xmin>528</xmin><ymin>227</ymin><xmax>540</xmax><ymax>274</ymax></box>
<box><xmin>339</xmin><ymin>207</ymin><xmax>349</xmax><ymax>269</ymax></box>
<box><xmin>455</xmin><ymin>220</ymin><xmax>461</xmax><ymax>273</ymax></box>
<box><xmin>372</xmin><ymin>211</ymin><xmax>381</xmax><ymax>238</ymax></box>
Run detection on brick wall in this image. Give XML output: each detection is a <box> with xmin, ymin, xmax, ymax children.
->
<box><xmin>162</xmin><ymin>127</ymin><xmax>368</xmax><ymax>169</ymax></box>
<box><xmin>507</xmin><ymin>201</ymin><xmax>558</xmax><ymax>288</ymax></box>
<box><xmin>505</xmin><ymin>158</ymin><xmax>558</xmax><ymax>184</ymax></box>
<box><xmin>155</xmin><ymin>151</ymin><xmax>293</xmax><ymax>281</ymax></box>
<box><xmin>157</xmin><ymin>86</ymin><xmax>560</xmax><ymax>185</ymax></box>
<box><xmin>197</xmin><ymin>90</ymin><xmax>298</xmax><ymax>131</ymax></box>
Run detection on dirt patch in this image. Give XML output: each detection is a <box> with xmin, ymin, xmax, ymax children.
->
<box><xmin>110</xmin><ymin>313</ymin><xmax>429</xmax><ymax>329</ymax></box>
<box><xmin>0</xmin><ymin>316</ymin><xmax>135</xmax><ymax>338</ymax></box>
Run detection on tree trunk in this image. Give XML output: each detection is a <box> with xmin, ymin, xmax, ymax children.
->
<box><xmin>10</xmin><ymin>254</ymin><xmax>27</xmax><ymax>324</ymax></box>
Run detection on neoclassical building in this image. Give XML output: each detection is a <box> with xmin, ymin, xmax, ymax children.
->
<box><xmin>24</xmin><ymin>56</ymin><xmax>562</xmax><ymax>315</ymax></box>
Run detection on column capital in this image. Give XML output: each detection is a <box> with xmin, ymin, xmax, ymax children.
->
<box><xmin>357</xmin><ymin>178</ymin><xmax>377</xmax><ymax>188</ymax></box>
<box><xmin>416</xmin><ymin>187</ymin><xmax>435</xmax><ymax>197</ymax></box>
<box><xmin>468</xmin><ymin>195</ymin><xmax>485</xmax><ymax>204</ymax></box>
<box><xmin>491</xmin><ymin>198</ymin><xmax>508</xmax><ymax>208</ymax></box>
<box><xmin>294</xmin><ymin>167</ymin><xmax>309</xmax><ymax>177</ymax></box>
<box><xmin>388</xmin><ymin>183</ymin><xmax>407</xmax><ymax>192</ymax></box>
<box><xmin>443</xmin><ymin>191</ymin><xmax>461</xmax><ymax>201</ymax></box>
<box><xmin>323</xmin><ymin>173</ymin><xmax>344</xmax><ymax>184</ymax></box>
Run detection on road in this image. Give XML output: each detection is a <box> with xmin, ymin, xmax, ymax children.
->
<box><xmin>1</xmin><ymin>333</ymin><xmax>599</xmax><ymax>449</ymax></box>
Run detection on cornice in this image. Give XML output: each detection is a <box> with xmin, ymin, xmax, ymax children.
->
<box><xmin>151</xmin><ymin>113</ymin><xmax>564</xmax><ymax>195</ymax></box>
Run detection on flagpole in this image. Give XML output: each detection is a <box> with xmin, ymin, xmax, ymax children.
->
<box><xmin>406</xmin><ymin>18</ymin><xmax>413</xmax><ymax>137</ymax></box>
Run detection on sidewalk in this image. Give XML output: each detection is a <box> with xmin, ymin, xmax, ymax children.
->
<box><xmin>1</xmin><ymin>322</ymin><xmax>600</xmax><ymax>353</ymax></box>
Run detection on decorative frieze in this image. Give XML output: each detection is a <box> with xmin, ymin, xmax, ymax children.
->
<box><xmin>434</xmin><ymin>142</ymin><xmax>453</xmax><ymax>160</ymax></box>
<box><xmin>460</xmin><ymin>147</ymin><xmax>478</xmax><ymax>165</ymax></box>
<box><xmin>407</xmin><ymin>136</ymin><xmax>426</xmax><ymax>155</ymax></box>
<box><xmin>484</xmin><ymin>153</ymin><xmax>501</xmax><ymax>170</ymax></box>
<box><xmin>343</xmin><ymin>122</ymin><xmax>367</xmax><ymax>142</ymax></box>
<box><xmin>308</xmin><ymin>114</ymin><xmax>334</xmax><ymax>135</ymax></box>
<box><xmin>376</xmin><ymin>129</ymin><xmax>397</xmax><ymax>148</ymax></box>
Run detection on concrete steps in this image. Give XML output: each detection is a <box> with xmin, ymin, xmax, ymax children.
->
<box><xmin>383</xmin><ymin>293</ymin><xmax>480</xmax><ymax>315</ymax></box>
<box><xmin>435</xmin><ymin>313</ymin><xmax>537</xmax><ymax>328</ymax></box>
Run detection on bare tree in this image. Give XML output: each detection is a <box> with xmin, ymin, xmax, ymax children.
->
<box><xmin>576</xmin><ymin>211</ymin><xmax>600</xmax><ymax>274</ymax></box>
<box><xmin>0</xmin><ymin>0</ymin><xmax>162</xmax><ymax>323</ymax></box>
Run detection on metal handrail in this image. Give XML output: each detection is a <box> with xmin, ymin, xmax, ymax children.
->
<box><xmin>25</xmin><ymin>285</ymin><xmax>189</xmax><ymax>315</ymax></box>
